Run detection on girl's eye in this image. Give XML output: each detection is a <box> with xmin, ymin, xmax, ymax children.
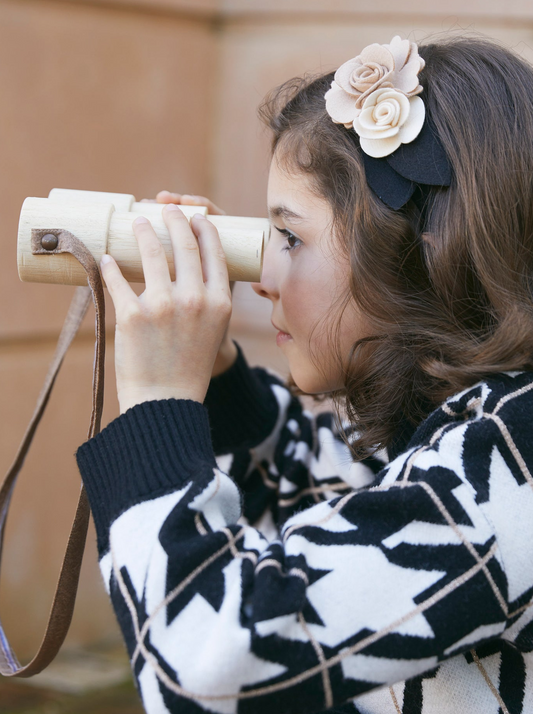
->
<box><xmin>275</xmin><ymin>227</ymin><xmax>302</xmax><ymax>252</ymax></box>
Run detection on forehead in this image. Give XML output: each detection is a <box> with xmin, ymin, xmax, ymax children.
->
<box><xmin>267</xmin><ymin>155</ymin><xmax>327</xmax><ymax>224</ymax></box>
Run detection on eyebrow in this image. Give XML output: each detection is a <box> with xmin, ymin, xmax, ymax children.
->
<box><xmin>268</xmin><ymin>204</ymin><xmax>307</xmax><ymax>222</ymax></box>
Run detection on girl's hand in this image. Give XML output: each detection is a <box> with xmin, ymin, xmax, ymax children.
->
<box><xmin>100</xmin><ymin>205</ymin><xmax>233</xmax><ymax>415</ymax></box>
<box><xmin>141</xmin><ymin>191</ymin><xmax>238</xmax><ymax>377</ymax></box>
<box><xmin>140</xmin><ymin>190</ymin><xmax>226</xmax><ymax>217</ymax></box>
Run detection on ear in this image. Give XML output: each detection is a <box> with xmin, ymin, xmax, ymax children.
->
<box><xmin>420</xmin><ymin>232</ymin><xmax>437</xmax><ymax>248</ymax></box>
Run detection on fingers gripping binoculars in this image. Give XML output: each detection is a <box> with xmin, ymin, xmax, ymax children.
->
<box><xmin>18</xmin><ymin>189</ymin><xmax>270</xmax><ymax>285</ymax></box>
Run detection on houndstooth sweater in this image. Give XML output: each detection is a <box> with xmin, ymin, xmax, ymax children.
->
<box><xmin>76</xmin><ymin>342</ymin><xmax>533</xmax><ymax>714</ymax></box>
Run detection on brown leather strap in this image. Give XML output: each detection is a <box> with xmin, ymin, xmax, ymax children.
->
<box><xmin>0</xmin><ymin>230</ymin><xmax>105</xmax><ymax>677</ymax></box>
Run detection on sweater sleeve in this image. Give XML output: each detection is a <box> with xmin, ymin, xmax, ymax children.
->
<box><xmin>202</xmin><ymin>341</ymin><xmax>381</xmax><ymax>534</ymax></box>
<box><xmin>75</xmin><ymin>394</ymin><xmax>522</xmax><ymax>714</ymax></box>
<box><xmin>202</xmin><ymin>341</ymin><xmax>281</xmax><ymax>456</ymax></box>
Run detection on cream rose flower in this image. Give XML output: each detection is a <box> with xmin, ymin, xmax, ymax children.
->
<box><xmin>352</xmin><ymin>88</ymin><xmax>425</xmax><ymax>158</ymax></box>
<box><xmin>325</xmin><ymin>35</ymin><xmax>425</xmax><ymax>129</ymax></box>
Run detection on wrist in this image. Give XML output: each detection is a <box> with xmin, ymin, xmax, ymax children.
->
<box><xmin>118</xmin><ymin>387</ymin><xmax>204</xmax><ymax>414</ymax></box>
<box><xmin>212</xmin><ymin>340</ymin><xmax>238</xmax><ymax>378</ymax></box>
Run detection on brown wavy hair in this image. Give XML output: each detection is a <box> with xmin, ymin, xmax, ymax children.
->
<box><xmin>258</xmin><ymin>35</ymin><xmax>533</xmax><ymax>457</ymax></box>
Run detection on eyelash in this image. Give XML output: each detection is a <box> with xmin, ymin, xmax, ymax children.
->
<box><xmin>276</xmin><ymin>227</ymin><xmax>302</xmax><ymax>252</ymax></box>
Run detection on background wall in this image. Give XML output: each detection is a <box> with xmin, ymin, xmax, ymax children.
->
<box><xmin>1</xmin><ymin>0</ymin><xmax>533</xmax><ymax>659</ymax></box>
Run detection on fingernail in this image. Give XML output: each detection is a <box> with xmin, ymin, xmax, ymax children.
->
<box><xmin>165</xmin><ymin>204</ymin><xmax>182</xmax><ymax>212</ymax></box>
<box><xmin>193</xmin><ymin>213</ymin><xmax>206</xmax><ymax>220</ymax></box>
<box><xmin>134</xmin><ymin>216</ymin><xmax>149</xmax><ymax>225</ymax></box>
<box><xmin>100</xmin><ymin>254</ymin><xmax>112</xmax><ymax>265</ymax></box>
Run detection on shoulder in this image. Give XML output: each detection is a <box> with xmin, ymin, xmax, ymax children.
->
<box><xmin>378</xmin><ymin>371</ymin><xmax>533</xmax><ymax>491</ymax></box>
<box><xmin>445</xmin><ymin>370</ymin><xmax>533</xmax><ymax>419</ymax></box>
<box><xmin>417</xmin><ymin>370</ymin><xmax>533</xmax><ymax>452</ymax></box>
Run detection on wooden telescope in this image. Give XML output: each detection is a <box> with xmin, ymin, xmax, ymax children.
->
<box><xmin>17</xmin><ymin>189</ymin><xmax>270</xmax><ymax>285</ymax></box>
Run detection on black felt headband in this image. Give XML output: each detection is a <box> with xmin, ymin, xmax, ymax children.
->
<box><xmin>360</xmin><ymin>113</ymin><xmax>452</xmax><ymax>211</ymax></box>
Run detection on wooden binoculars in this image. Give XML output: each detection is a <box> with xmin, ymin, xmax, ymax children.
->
<box><xmin>18</xmin><ymin>189</ymin><xmax>270</xmax><ymax>285</ymax></box>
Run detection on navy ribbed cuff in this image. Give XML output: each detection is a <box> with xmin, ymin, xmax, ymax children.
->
<box><xmin>203</xmin><ymin>342</ymin><xmax>280</xmax><ymax>454</ymax></box>
<box><xmin>76</xmin><ymin>399</ymin><xmax>216</xmax><ymax>555</ymax></box>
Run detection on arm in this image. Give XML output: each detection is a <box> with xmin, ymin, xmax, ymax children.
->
<box><xmin>76</xmin><ymin>398</ymin><xmax>517</xmax><ymax>714</ymax></box>
<box><xmin>203</xmin><ymin>341</ymin><xmax>281</xmax><ymax>456</ymax></box>
<box><xmin>203</xmin><ymin>340</ymin><xmax>381</xmax><ymax>532</ymax></box>
<box><xmin>99</xmin><ymin>199</ymin><xmax>377</xmax><ymax>543</ymax></box>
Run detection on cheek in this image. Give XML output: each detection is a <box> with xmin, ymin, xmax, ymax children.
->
<box><xmin>283</xmin><ymin>258</ymin><xmax>368</xmax><ymax>355</ymax></box>
<box><xmin>280</xmin><ymin>257</ymin><xmax>366</xmax><ymax>393</ymax></box>
<box><xmin>282</xmin><ymin>263</ymin><xmax>329</xmax><ymax>339</ymax></box>
<box><xmin>339</xmin><ymin>301</ymin><xmax>369</xmax><ymax>354</ymax></box>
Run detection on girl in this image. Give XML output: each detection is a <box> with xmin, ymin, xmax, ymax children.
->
<box><xmin>76</xmin><ymin>35</ymin><xmax>533</xmax><ymax>713</ymax></box>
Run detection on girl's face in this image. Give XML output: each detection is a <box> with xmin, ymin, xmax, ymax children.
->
<box><xmin>251</xmin><ymin>154</ymin><xmax>368</xmax><ymax>394</ymax></box>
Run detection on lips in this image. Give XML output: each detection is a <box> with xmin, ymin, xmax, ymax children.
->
<box><xmin>276</xmin><ymin>331</ymin><xmax>292</xmax><ymax>346</ymax></box>
<box><xmin>272</xmin><ymin>320</ymin><xmax>291</xmax><ymax>337</ymax></box>
<box><xmin>272</xmin><ymin>319</ymin><xmax>292</xmax><ymax>347</ymax></box>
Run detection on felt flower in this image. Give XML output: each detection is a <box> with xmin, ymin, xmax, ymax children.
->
<box><xmin>325</xmin><ymin>36</ymin><xmax>425</xmax><ymax>129</ymax></box>
<box><xmin>352</xmin><ymin>87</ymin><xmax>425</xmax><ymax>158</ymax></box>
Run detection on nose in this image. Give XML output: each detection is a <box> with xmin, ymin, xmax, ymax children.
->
<box><xmin>251</xmin><ymin>280</ymin><xmax>272</xmax><ymax>299</ymax></box>
<box><xmin>251</xmin><ymin>237</ymin><xmax>279</xmax><ymax>300</ymax></box>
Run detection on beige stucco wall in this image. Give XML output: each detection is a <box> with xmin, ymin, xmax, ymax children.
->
<box><xmin>0</xmin><ymin>0</ymin><xmax>219</xmax><ymax>658</ymax></box>
<box><xmin>2</xmin><ymin>0</ymin><xmax>533</xmax><ymax>658</ymax></box>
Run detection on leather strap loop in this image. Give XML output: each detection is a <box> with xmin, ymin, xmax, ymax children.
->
<box><xmin>0</xmin><ymin>230</ymin><xmax>105</xmax><ymax>677</ymax></box>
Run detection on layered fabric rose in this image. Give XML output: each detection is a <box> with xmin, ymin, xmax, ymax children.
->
<box><xmin>353</xmin><ymin>87</ymin><xmax>425</xmax><ymax>158</ymax></box>
<box><xmin>325</xmin><ymin>36</ymin><xmax>426</xmax><ymax>157</ymax></box>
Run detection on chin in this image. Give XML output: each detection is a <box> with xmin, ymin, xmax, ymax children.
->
<box><xmin>288</xmin><ymin>368</ymin><xmax>338</xmax><ymax>396</ymax></box>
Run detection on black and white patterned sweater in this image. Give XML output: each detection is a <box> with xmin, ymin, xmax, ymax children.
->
<box><xmin>76</xmin><ymin>342</ymin><xmax>533</xmax><ymax>714</ymax></box>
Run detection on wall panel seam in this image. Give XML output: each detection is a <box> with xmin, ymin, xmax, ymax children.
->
<box><xmin>18</xmin><ymin>0</ymin><xmax>222</xmax><ymax>23</ymax></box>
<box><xmin>23</xmin><ymin>1</ymin><xmax>533</xmax><ymax>28</ymax></box>
<box><xmin>219</xmin><ymin>11</ymin><xmax>533</xmax><ymax>29</ymax></box>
